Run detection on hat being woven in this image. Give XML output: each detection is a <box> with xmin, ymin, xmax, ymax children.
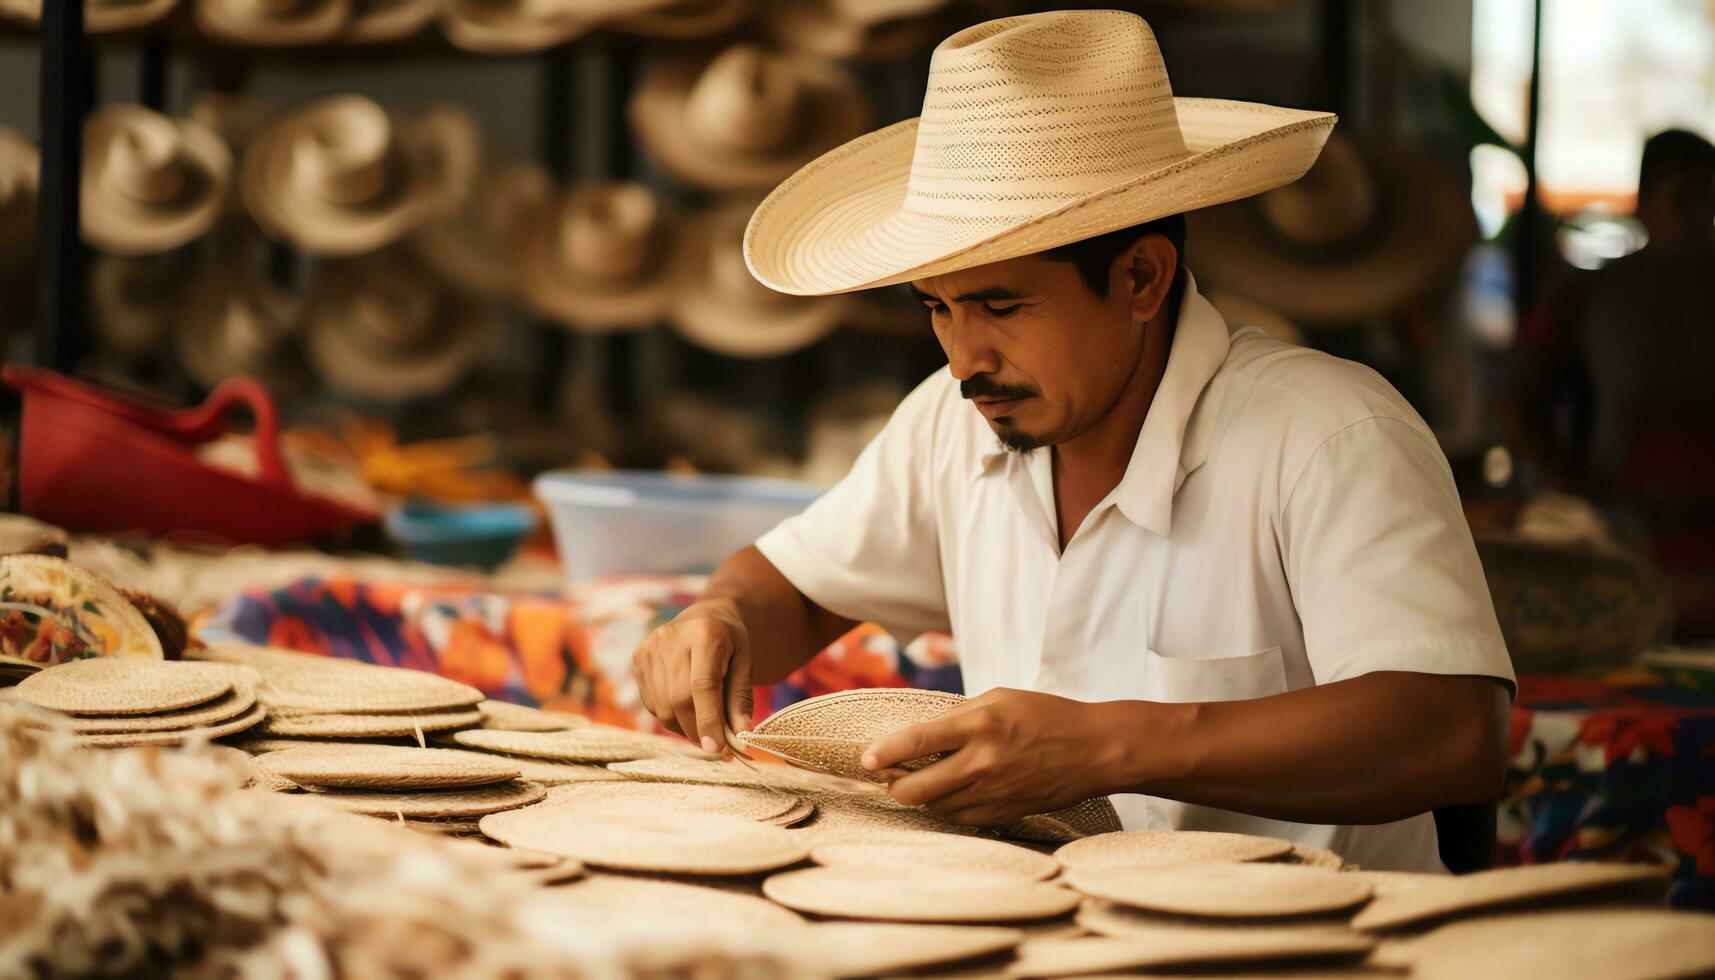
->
<box><xmin>452</xmin><ymin>727</ymin><xmax>659</xmax><ymax>764</ymax></box>
<box><xmin>542</xmin><ymin>780</ymin><xmax>804</xmax><ymax>825</ymax></box>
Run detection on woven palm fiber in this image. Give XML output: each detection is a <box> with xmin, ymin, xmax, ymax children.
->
<box><xmin>480</xmin><ymin>805</ymin><xmax>811</xmax><ymax>875</ymax></box>
<box><xmin>427</xmin><ymin>747</ymin><xmax>627</xmax><ymax>785</ymax></box>
<box><xmin>1076</xmin><ymin>899</ymin><xmax>1364</xmax><ymax>942</ymax></box>
<box><xmin>1007</xmin><ymin>924</ymin><xmax>1374</xmax><ymax>978</ymax></box>
<box><xmin>737</xmin><ymin>687</ymin><xmax>965</xmax><ymax>781</ymax></box>
<box><xmin>808</xmin><ymin>923</ymin><xmax>1024</xmax><ymax>978</ymax></box>
<box><xmin>812</xmin><ymin>830</ymin><xmax>1059</xmax><ymax>882</ymax></box>
<box><xmin>540</xmin><ymin>779</ymin><xmax>803</xmax><ymax>824</ymax></box>
<box><xmin>75</xmin><ymin>702</ymin><xmax>267</xmax><ymax>747</ymax></box>
<box><xmin>199</xmin><ymin>642</ymin><xmax>484</xmax><ymax>714</ymax></box>
<box><xmin>253</xmin><ymin>744</ymin><xmax>522</xmax><ymax>790</ymax></box>
<box><xmin>763</xmin><ymin>865</ymin><xmax>1079</xmax><ymax>923</ymax></box>
<box><xmin>52</xmin><ymin>685</ymin><xmax>258</xmax><ymax>734</ymax></box>
<box><xmin>547</xmin><ymin>875</ymin><xmax>806</xmax><ymax>932</ymax></box>
<box><xmin>1389</xmin><ymin>908</ymin><xmax>1715</xmax><ymax>980</ymax></box>
<box><xmin>247</xmin><ymin>766</ymin><xmax>301</xmax><ymax>792</ymax></box>
<box><xmin>477</xmin><ymin>699</ymin><xmax>587</xmax><ymax>732</ymax></box>
<box><xmin>0</xmin><ymin>554</ymin><xmax>163</xmax><ymax>662</ymax></box>
<box><xmin>608</xmin><ymin>755</ymin><xmax>818</xmax><ymax>792</ymax></box>
<box><xmin>256</xmin><ymin>707</ymin><xmax>482</xmax><ymax>739</ymax></box>
<box><xmin>1055</xmin><ymin>830</ymin><xmax>1295</xmax><ymax>871</ymax></box>
<box><xmin>451</xmin><ymin>728</ymin><xmax>657</xmax><ymax>764</ymax></box>
<box><xmin>14</xmin><ymin>658</ymin><xmax>240</xmax><ymax>715</ymax></box>
<box><xmin>1068</xmin><ymin>863</ymin><xmax>1374</xmax><ymax>920</ymax></box>
<box><xmin>1347</xmin><ymin>861</ymin><xmax>1672</xmax><ymax>933</ymax></box>
<box><xmin>803</xmin><ymin>790</ymin><xmax>988</xmax><ymax>839</ymax></box>
<box><xmin>310</xmin><ymin>778</ymin><xmax>546</xmax><ymax>818</ymax></box>
<box><xmin>225</xmin><ymin>735</ymin><xmax>420</xmax><ymax>754</ymax></box>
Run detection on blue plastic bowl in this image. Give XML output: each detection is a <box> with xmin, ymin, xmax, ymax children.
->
<box><xmin>384</xmin><ymin>500</ymin><xmax>537</xmax><ymax>571</ymax></box>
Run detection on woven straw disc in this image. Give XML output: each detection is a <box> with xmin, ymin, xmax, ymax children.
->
<box><xmin>772</xmin><ymin>799</ymin><xmax>817</xmax><ymax>828</ymax></box>
<box><xmin>1278</xmin><ymin>844</ymin><xmax>1348</xmax><ymax>870</ymax></box>
<box><xmin>76</xmin><ymin>702</ymin><xmax>267</xmax><ymax>747</ymax></box>
<box><xmin>257</xmin><ymin>707</ymin><xmax>482</xmax><ymax>738</ymax></box>
<box><xmin>763</xmin><ymin>866</ymin><xmax>1080</xmax><ymax>923</ymax></box>
<box><xmin>1077</xmin><ymin>898</ymin><xmax>1373</xmax><ymax>942</ymax></box>
<box><xmin>1007</xmin><ymin>798</ymin><xmax>1123</xmax><ymax>843</ymax></box>
<box><xmin>451</xmin><ymin>728</ymin><xmax>657</xmax><ymax>763</ymax></box>
<box><xmin>253</xmin><ymin>744</ymin><xmax>523</xmax><ymax>790</ymax></box>
<box><xmin>428</xmin><ymin>747</ymin><xmax>627</xmax><ymax>785</ymax></box>
<box><xmin>481</xmin><ymin>805</ymin><xmax>811</xmax><ymax>875</ymax></box>
<box><xmin>478</xmin><ymin>699</ymin><xmax>587</xmax><ymax>732</ymax></box>
<box><xmin>55</xmin><ymin>684</ymin><xmax>258</xmax><ymax>734</ymax></box>
<box><xmin>1008</xmin><ymin>923</ymin><xmax>1374</xmax><ymax>978</ymax></box>
<box><xmin>812</xmin><ymin>830</ymin><xmax>1059</xmax><ymax>882</ymax></box>
<box><xmin>249</xmin><ymin>655</ymin><xmax>484</xmax><ymax>714</ymax></box>
<box><xmin>311</xmin><ymin>779</ymin><xmax>546</xmax><ymax>818</ymax></box>
<box><xmin>1395</xmin><ymin>908</ymin><xmax>1715</xmax><ymax>979</ymax></box>
<box><xmin>1341</xmin><ymin>869</ymin><xmax>1443</xmax><ymax>899</ymax></box>
<box><xmin>248</xmin><ymin>766</ymin><xmax>302</xmax><ymax>792</ymax></box>
<box><xmin>547</xmin><ymin>876</ymin><xmax>805</xmax><ymax>932</ymax></box>
<box><xmin>1055</xmin><ymin>830</ymin><xmax>1295</xmax><ymax>870</ymax></box>
<box><xmin>14</xmin><ymin>658</ymin><xmax>239</xmax><ymax>715</ymax></box>
<box><xmin>541</xmin><ymin>780</ymin><xmax>804</xmax><ymax>824</ymax></box>
<box><xmin>608</xmin><ymin>755</ymin><xmax>816</xmax><ymax>792</ymax></box>
<box><xmin>808</xmin><ymin>923</ymin><xmax>1024</xmax><ymax>977</ymax></box>
<box><xmin>405</xmin><ymin>818</ymin><xmax>487</xmax><ymax>835</ymax></box>
<box><xmin>1068</xmin><ymin>863</ymin><xmax>1373</xmax><ymax>919</ymax></box>
<box><xmin>1348</xmin><ymin>861</ymin><xmax>1672</xmax><ymax>932</ymax></box>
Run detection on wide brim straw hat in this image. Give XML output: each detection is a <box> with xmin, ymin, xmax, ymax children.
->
<box><xmin>1188</xmin><ymin>135</ymin><xmax>1475</xmax><ymax>324</ymax></box>
<box><xmin>194</xmin><ymin>0</ymin><xmax>351</xmax><ymax>45</ymax></box>
<box><xmin>345</xmin><ymin>0</ymin><xmax>439</xmax><ymax>43</ymax></box>
<box><xmin>301</xmin><ymin>252</ymin><xmax>495</xmax><ymax>401</ymax></box>
<box><xmin>241</xmin><ymin>95</ymin><xmax>478</xmax><ymax>256</ymax></box>
<box><xmin>81</xmin><ymin>105</ymin><xmax>230</xmax><ymax>256</ymax></box>
<box><xmin>745</xmin><ymin>10</ymin><xmax>1336</xmax><ymax>297</ymax></box>
<box><xmin>175</xmin><ymin>258</ymin><xmax>302</xmax><ymax>388</ymax></box>
<box><xmin>631</xmin><ymin>44</ymin><xmax>874</xmax><ymax>193</ymax></box>
<box><xmin>670</xmin><ymin>200</ymin><xmax>851</xmax><ymax>358</ymax></box>
<box><xmin>0</xmin><ymin>0</ymin><xmax>182</xmax><ymax>33</ymax></box>
<box><xmin>411</xmin><ymin>149</ymin><xmax>553</xmax><ymax>298</ymax></box>
<box><xmin>516</xmin><ymin>180</ymin><xmax>679</xmax><ymax>333</ymax></box>
<box><xmin>760</xmin><ymin>0</ymin><xmax>950</xmax><ymax>63</ymax></box>
<box><xmin>0</xmin><ymin>126</ymin><xmax>38</xmax><ymax>255</ymax></box>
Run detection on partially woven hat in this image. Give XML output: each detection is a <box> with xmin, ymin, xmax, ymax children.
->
<box><xmin>745</xmin><ymin>9</ymin><xmax>1335</xmax><ymax>296</ymax></box>
<box><xmin>1066</xmin><ymin>862</ymin><xmax>1374</xmax><ymax>919</ymax></box>
<box><xmin>309</xmin><ymin>778</ymin><xmax>546</xmax><ymax>818</ymax></box>
<box><xmin>516</xmin><ymin>181</ymin><xmax>679</xmax><ymax>333</ymax></box>
<box><xmin>763</xmin><ymin>866</ymin><xmax>1080</xmax><ymax>923</ymax></box>
<box><xmin>630</xmin><ymin>45</ymin><xmax>873</xmax><ymax>193</ymax></box>
<box><xmin>75</xmin><ymin>701</ymin><xmax>266</xmax><ymax>746</ymax></box>
<box><xmin>256</xmin><ymin>706</ymin><xmax>483</xmax><ymax>739</ymax></box>
<box><xmin>82</xmin><ymin>105</ymin><xmax>230</xmax><ymax>256</ymax></box>
<box><xmin>0</xmin><ymin>555</ymin><xmax>164</xmax><ymax>665</ymax></box>
<box><xmin>0</xmin><ymin>127</ymin><xmax>37</xmax><ymax>257</ymax></box>
<box><xmin>475</xmin><ymin>699</ymin><xmax>586</xmax><ymax>733</ymax></box>
<box><xmin>50</xmin><ymin>685</ymin><xmax>258</xmax><ymax>734</ymax></box>
<box><xmin>545</xmin><ymin>875</ymin><xmax>805</xmax><ymax>933</ymax></box>
<box><xmin>0</xmin><ymin>0</ymin><xmax>181</xmax><ymax>33</ymax></box>
<box><xmin>452</xmin><ymin>727</ymin><xmax>660</xmax><ymax>764</ymax></box>
<box><xmin>199</xmin><ymin>642</ymin><xmax>484</xmax><ymax>715</ymax></box>
<box><xmin>1348</xmin><ymin>861</ymin><xmax>1672</xmax><ymax>933</ymax></box>
<box><xmin>193</xmin><ymin>0</ymin><xmax>350</xmax><ymax>46</ymax></box>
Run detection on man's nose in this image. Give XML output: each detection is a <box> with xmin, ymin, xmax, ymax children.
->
<box><xmin>939</xmin><ymin>315</ymin><xmax>1002</xmax><ymax>381</ymax></box>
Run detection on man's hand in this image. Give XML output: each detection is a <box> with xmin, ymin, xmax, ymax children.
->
<box><xmin>632</xmin><ymin>597</ymin><xmax>753</xmax><ymax>755</ymax></box>
<box><xmin>861</xmin><ymin>688</ymin><xmax>1124</xmax><ymax>826</ymax></box>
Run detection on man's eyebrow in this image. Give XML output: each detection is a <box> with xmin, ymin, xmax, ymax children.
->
<box><xmin>908</xmin><ymin>284</ymin><xmax>1032</xmax><ymax>304</ymax></box>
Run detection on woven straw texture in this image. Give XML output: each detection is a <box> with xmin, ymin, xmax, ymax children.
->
<box><xmin>14</xmin><ymin>659</ymin><xmax>241</xmax><ymax>715</ymax></box>
<box><xmin>542</xmin><ymin>780</ymin><xmax>805</xmax><ymax>825</ymax></box>
<box><xmin>1067</xmin><ymin>863</ymin><xmax>1373</xmax><ymax>919</ymax></box>
<box><xmin>428</xmin><ymin>748</ymin><xmax>627</xmax><ymax>786</ymax></box>
<box><xmin>807</xmin><ymin>923</ymin><xmax>1023</xmax><ymax>977</ymax></box>
<box><xmin>257</xmin><ymin>707</ymin><xmax>482</xmax><ymax>739</ymax></box>
<box><xmin>549</xmin><ymin>876</ymin><xmax>806</xmax><ymax>931</ymax></box>
<box><xmin>311</xmin><ymin>779</ymin><xmax>546</xmax><ymax>818</ymax></box>
<box><xmin>1348</xmin><ymin>862</ymin><xmax>1672</xmax><ymax>933</ymax></box>
<box><xmin>477</xmin><ymin>700</ymin><xmax>586</xmax><ymax>732</ymax></box>
<box><xmin>76</xmin><ymin>702</ymin><xmax>267</xmax><ymax>747</ymax></box>
<box><xmin>52</xmin><ymin>685</ymin><xmax>258</xmax><ymax>734</ymax></box>
<box><xmin>763</xmin><ymin>866</ymin><xmax>1079</xmax><ymax>923</ymax></box>
<box><xmin>0</xmin><ymin>554</ymin><xmax>163</xmax><ymax>661</ymax></box>
<box><xmin>1280</xmin><ymin>844</ymin><xmax>1349</xmax><ymax>870</ymax></box>
<box><xmin>1077</xmin><ymin>898</ymin><xmax>1371</xmax><ymax>942</ymax></box>
<box><xmin>1008</xmin><ymin>925</ymin><xmax>1373</xmax><ymax>978</ymax></box>
<box><xmin>253</xmin><ymin>744</ymin><xmax>522</xmax><ymax>790</ymax></box>
<box><xmin>1380</xmin><ymin>908</ymin><xmax>1715</xmax><ymax>980</ymax></box>
<box><xmin>744</xmin><ymin>10</ymin><xmax>1336</xmax><ymax>296</ymax></box>
<box><xmin>200</xmin><ymin>642</ymin><xmax>483</xmax><ymax>714</ymax></box>
<box><xmin>481</xmin><ymin>806</ymin><xmax>811</xmax><ymax>875</ymax></box>
<box><xmin>608</xmin><ymin>756</ymin><xmax>812</xmax><ymax>791</ymax></box>
<box><xmin>1055</xmin><ymin>830</ymin><xmax>1294</xmax><ymax>870</ymax></box>
<box><xmin>811</xmin><ymin>831</ymin><xmax>1059</xmax><ymax>882</ymax></box>
<box><xmin>451</xmin><ymin>728</ymin><xmax>658</xmax><ymax>763</ymax></box>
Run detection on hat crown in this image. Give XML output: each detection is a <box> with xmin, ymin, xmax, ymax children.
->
<box><xmin>291</xmin><ymin>97</ymin><xmax>394</xmax><ymax>207</ymax></box>
<box><xmin>105</xmin><ymin>113</ymin><xmax>187</xmax><ymax>205</ymax></box>
<box><xmin>905</xmin><ymin>10</ymin><xmax>1189</xmax><ymax>228</ymax></box>
<box><xmin>352</xmin><ymin>274</ymin><xmax>435</xmax><ymax>351</ymax></box>
<box><xmin>558</xmin><ymin>183</ymin><xmax>659</xmax><ymax>283</ymax></box>
<box><xmin>685</xmin><ymin>46</ymin><xmax>802</xmax><ymax>155</ymax></box>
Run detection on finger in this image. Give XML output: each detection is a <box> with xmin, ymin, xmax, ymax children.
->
<box><xmin>648</xmin><ymin>650</ymin><xmax>684</xmax><ymax>736</ymax></box>
<box><xmin>862</xmin><ymin>715</ymin><xmax>974</xmax><ymax>772</ymax></box>
<box><xmin>633</xmin><ymin>642</ymin><xmax>668</xmax><ymax>728</ymax></box>
<box><xmin>726</xmin><ymin>644</ymin><xmax>754</xmax><ymax>736</ymax></box>
<box><xmin>886</xmin><ymin>754</ymin><xmax>981</xmax><ymax>809</ymax></box>
<box><xmin>688</xmin><ymin>632</ymin><xmax>733</xmax><ymax>755</ymax></box>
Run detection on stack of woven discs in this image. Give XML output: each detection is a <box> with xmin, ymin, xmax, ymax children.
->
<box><xmin>3</xmin><ymin>657</ymin><xmax>264</xmax><ymax>747</ymax></box>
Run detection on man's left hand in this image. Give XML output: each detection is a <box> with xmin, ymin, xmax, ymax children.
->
<box><xmin>860</xmin><ymin>688</ymin><xmax>1124</xmax><ymax>826</ymax></box>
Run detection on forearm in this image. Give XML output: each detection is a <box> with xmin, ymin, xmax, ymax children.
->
<box><xmin>698</xmin><ymin>545</ymin><xmax>857</xmax><ymax>685</ymax></box>
<box><xmin>1098</xmin><ymin>672</ymin><xmax>1510</xmax><ymax>825</ymax></box>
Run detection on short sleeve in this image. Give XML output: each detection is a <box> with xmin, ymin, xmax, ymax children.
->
<box><xmin>755</xmin><ymin>373</ymin><xmax>953</xmax><ymax>641</ymax></box>
<box><xmin>1279</xmin><ymin>417</ymin><xmax>1516</xmax><ymax>699</ymax></box>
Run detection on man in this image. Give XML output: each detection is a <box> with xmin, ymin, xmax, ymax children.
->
<box><xmin>633</xmin><ymin>9</ymin><xmax>1514</xmax><ymax>873</ymax></box>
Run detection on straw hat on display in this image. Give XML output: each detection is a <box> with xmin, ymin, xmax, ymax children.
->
<box><xmin>671</xmin><ymin>200</ymin><xmax>850</xmax><ymax>358</ymax></box>
<box><xmin>0</xmin><ymin>0</ymin><xmax>181</xmax><ymax>33</ymax></box>
<box><xmin>1187</xmin><ymin>133</ymin><xmax>1475</xmax><ymax>324</ymax></box>
<box><xmin>193</xmin><ymin>0</ymin><xmax>350</xmax><ymax>45</ymax></box>
<box><xmin>88</xmin><ymin>253</ymin><xmax>186</xmax><ymax>358</ymax></box>
<box><xmin>175</xmin><ymin>259</ymin><xmax>302</xmax><ymax>388</ymax></box>
<box><xmin>81</xmin><ymin>105</ymin><xmax>230</xmax><ymax>256</ymax></box>
<box><xmin>441</xmin><ymin>0</ymin><xmax>596</xmax><ymax>53</ymax></box>
<box><xmin>345</xmin><ymin>0</ymin><xmax>438</xmax><ymax>43</ymax></box>
<box><xmin>0</xmin><ymin>127</ymin><xmax>37</xmax><ymax>258</ymax></box>
<box><xmin>630</xmin><ymin>45</ymin><xmax>873</xmax><ymax>193</ymax></box>
<box><xmin>517</xmin><ymin>181</ymin><xmax>678</xmax><ymax>333</ymax></box>
<box><xmin>302</xmin><ymin>252</ymin><xmax>495</xmax><ymax>402</ymax></box>
<box><xmin>241</xmin><ymin>95</ymin><xmax>477</xmax><ymax>256</ymax></box>
<box><xmin>744</xmin><ymin>9</ymin><xmax>1336</xmax><ymax>297</ymax></box>
<box><xmin>761</xmin><ymin>0</ymin><xmax>951</xmax><ymax>63</ymax></box>
<box><xmin>607</xmin><ymin>0</ymin><xmax>750</xmax><ymax>40</ymax></box>
<box><xmin>411</xmin><ymin>150</ymin><xmax>553</xmax><ymax>298</ymax></box>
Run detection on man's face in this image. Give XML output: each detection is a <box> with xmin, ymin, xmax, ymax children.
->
<box><xmin>911</xmin><ymin>252</ymin><xmax>1149</xmax><ymax>452</ymax></box>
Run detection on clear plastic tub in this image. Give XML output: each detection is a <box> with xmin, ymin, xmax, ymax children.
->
<box><xmin>534</xmin><ymin>470</ymin><xmax>824</xmax><ymax>583</ymax></box>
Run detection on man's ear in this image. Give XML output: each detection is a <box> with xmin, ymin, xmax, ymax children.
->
<box><xmin>1121</xmin><ymin>233</ymin><xmax>1178</xmax><ymax>323</ymax></box>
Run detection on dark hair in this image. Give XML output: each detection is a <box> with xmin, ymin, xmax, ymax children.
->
<box><xmin>1040</xmin><ymin>213</ymin><xmax>1188</xmax><ymax>322</ymax></box>
<box><xmin>1639</xmin><ymin>129</ymin><xmax>1715</xmax><ymax>198</ymax></box>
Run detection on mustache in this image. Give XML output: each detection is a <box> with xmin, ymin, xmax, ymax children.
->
<box><xmin>960</xmin><ymin>375</ymin><xmax>1036</xmax><ymax>401</ymax></box>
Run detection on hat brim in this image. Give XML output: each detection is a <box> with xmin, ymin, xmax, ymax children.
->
<box><xmin>81</xmin><ymin>111</ymin><xmax>230</xmax><ymax>256</ymax></box>
<box><xmin>344</xmin><ymin>0</ymin><xmax>438</xmax><ymax>43</ymax></box>
<box><xmin>745</xmin><ymin>97</ymin><xmax>1336</xmax><ymax>297</ymax></box>
<box><xmin>194</xmin><ymin>0</ymin><xmax>350</xmax><ymax>45</ymax></box>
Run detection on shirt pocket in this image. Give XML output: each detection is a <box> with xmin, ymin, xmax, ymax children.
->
<box><xmin>1143</xmin><ymin>646</ymin><xmax>1288</xmax><ymax>704</ymax></box>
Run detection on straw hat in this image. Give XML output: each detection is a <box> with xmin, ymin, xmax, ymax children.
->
<box><xmin>631</xmin><ymin>45</ymin><xmax>873</xmax><ymax>193</ymax></box>
<box><xmin>811</xmin><ymin>831</ymin><xmax>1060</xmax><ymax>882</ymax></box>
<box><xmin>242</xmin><ymin>96</ymin><xmax>477</xmax><ymax>256</ymax></box>
<box><xmin>452</xmin><ymin>727</ymin><xmax>657</xmax><ymax>764</ymax></box>
<box><xmin>411</xmin><ymin>151</ymin><xmax>553</xmax><ymax>298</ymax></box>
<box><xmin>345</xmin><ymin>0</ymin><xmax>438</xmax><ymax>42</ymax></box>
<box><xmin>745</xmin><ymin>10</ymin><xmax>1336</xmax><ymax>297</ymax></box>
<box><xmin>194</xmin><ymin>0</ymin><xmax>351</xmax><ymax>46</ymax></box>
<box><xmin>517</xmin><ymin>181</ymin><xmax>678</xmax><ymax>333</ymax></box>
<box><xmin>670</xmin><ymin>201</ymin><xmax>852</xmax><ymax>358</ymax></box>
<box><xmin>175</xmin><ymin>258</ymin><xmax>302</xmax><ymax>388</ymax></box>
<box><xmin>607</xmin><ymin>0</ymin><xmax>749</xmax><ymax>40</ymax></box>
<box><xmin>301</xmin><ymin>252</ymin><xmax>495</xmax><ymax>402</ymax></box>
<box><xmin>0</xmin><ymin>0</ymin><xmax>181</xmax><ymax>32</ymax></box>
<box><xmin>0</xmin><ymin>127</ymin><xmax>37</xmax><ymax>256</ymax></box>
<box><xmin>440</xmin><ymin>0</ymin><xmax>598</xmax><ymax>53</ymax></box>
<box><xmin>1188</xmin><ymin>134</ymin><xmax>1475</xmax><ymax>324</ymax></box>
<box><xmin>761</xmin><ymin>0</ymin><xmax>950</xmax><ymax>64</ymax></box>
<box><xmin>81</xmin><ymin>105</ymin><xmax>229</xmax><ymax>256</ymax></box>
<box><xmin>312</xmin><ymin>778</ymin><xmax>547</xmax><ymax>818</ymax></box>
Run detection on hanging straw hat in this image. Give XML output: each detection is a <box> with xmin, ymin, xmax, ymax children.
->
<box><xmin>81</xmin><ymin>105</ymin><xmax>230</xmax><ymax>256</ymax></box>
<box><xmin>411</xmin><ymin>149</ymin><xmax>553</xmax><ymax>298</ymax></box>
<box><xmin>670</xmin><ymin>200</ymin><xmax>851</xmax><ymax>358</ymax></box>
<box><xmin>745</xmin><ymin>10</ymin><xmax>1335</xmax><ymax>297</ymax></box>
<box><xmin>440</xmin><ymin>0</ymin><xmax>598</xmax><ymax>53</ymax></box>
<box><xmin>0</xmin><ymin>127</ymin><xmax>38</xmax><ymax>257</ymax></box>
<box><xmin>174</xmin><ymin>258</ymin><xmax>301</xmax><ymax>388</ymax></box>
<box><xmin>194</xmin><ymin>0</ymin><xmax>350</xmax><ymax>45</ymax></box>
<box><xmin>1188</xmin><ymin>133</ymin><xmax>1475</xmax><ymax>324</ymax></box>
<box><xmin>301</xmin><ymin>252</ymin><xmax>495</xmax><ymax>402</ymax></box>
<box><xmin>345</xmin><ymin>0</ymin><xmax>438</xmax><ymax>42</ymax></box>
<box><xmin>761</xmin><ymin>0</ymin><xmax>950</xmax><ymax>63</ymax></box>
<box><xmin>0</xmin><ymin>0</ymin><xmax>182</xmax><ymax>33</ymax></box>
<box><xmin>606</xmin><ymin>0</ymin><xmax>751</xmax><ymax>41</ymax></box>
<box><xmin>242</xmin><ymin>95</ymin><xmax>477</xmax><ymax>256</ymax></box>
<box><xmin>630</xmin><ymin>45</ymin><xmax>873</xmax><ymax>193</ymax></box>
<box><xmin>517</xmin><ymin>180</ymin><xmax>678</xmax><ymax>333</ymax></box>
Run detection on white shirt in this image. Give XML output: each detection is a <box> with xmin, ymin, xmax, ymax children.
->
<box><xmin>756</xmin><ymin>275</ymin><xmax>1515</xmax><ymax>873</ymax></box>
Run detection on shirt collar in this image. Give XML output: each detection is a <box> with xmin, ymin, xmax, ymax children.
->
<box><xmin>975</xmin><ymin>272</ymin><xmax>1231</xmax><ymax>538</ymax></box>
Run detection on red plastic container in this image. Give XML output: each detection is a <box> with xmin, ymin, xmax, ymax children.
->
<box><xmin>3</xmin><ymin>365</ymin><xmax>377</xmax><ymax>545</ymax></box>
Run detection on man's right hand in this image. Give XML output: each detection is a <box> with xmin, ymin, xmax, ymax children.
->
<box><xmin>632</xmin><ymin>596</ymin><xmax>754</xmax><ymax>755</ymax></box>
